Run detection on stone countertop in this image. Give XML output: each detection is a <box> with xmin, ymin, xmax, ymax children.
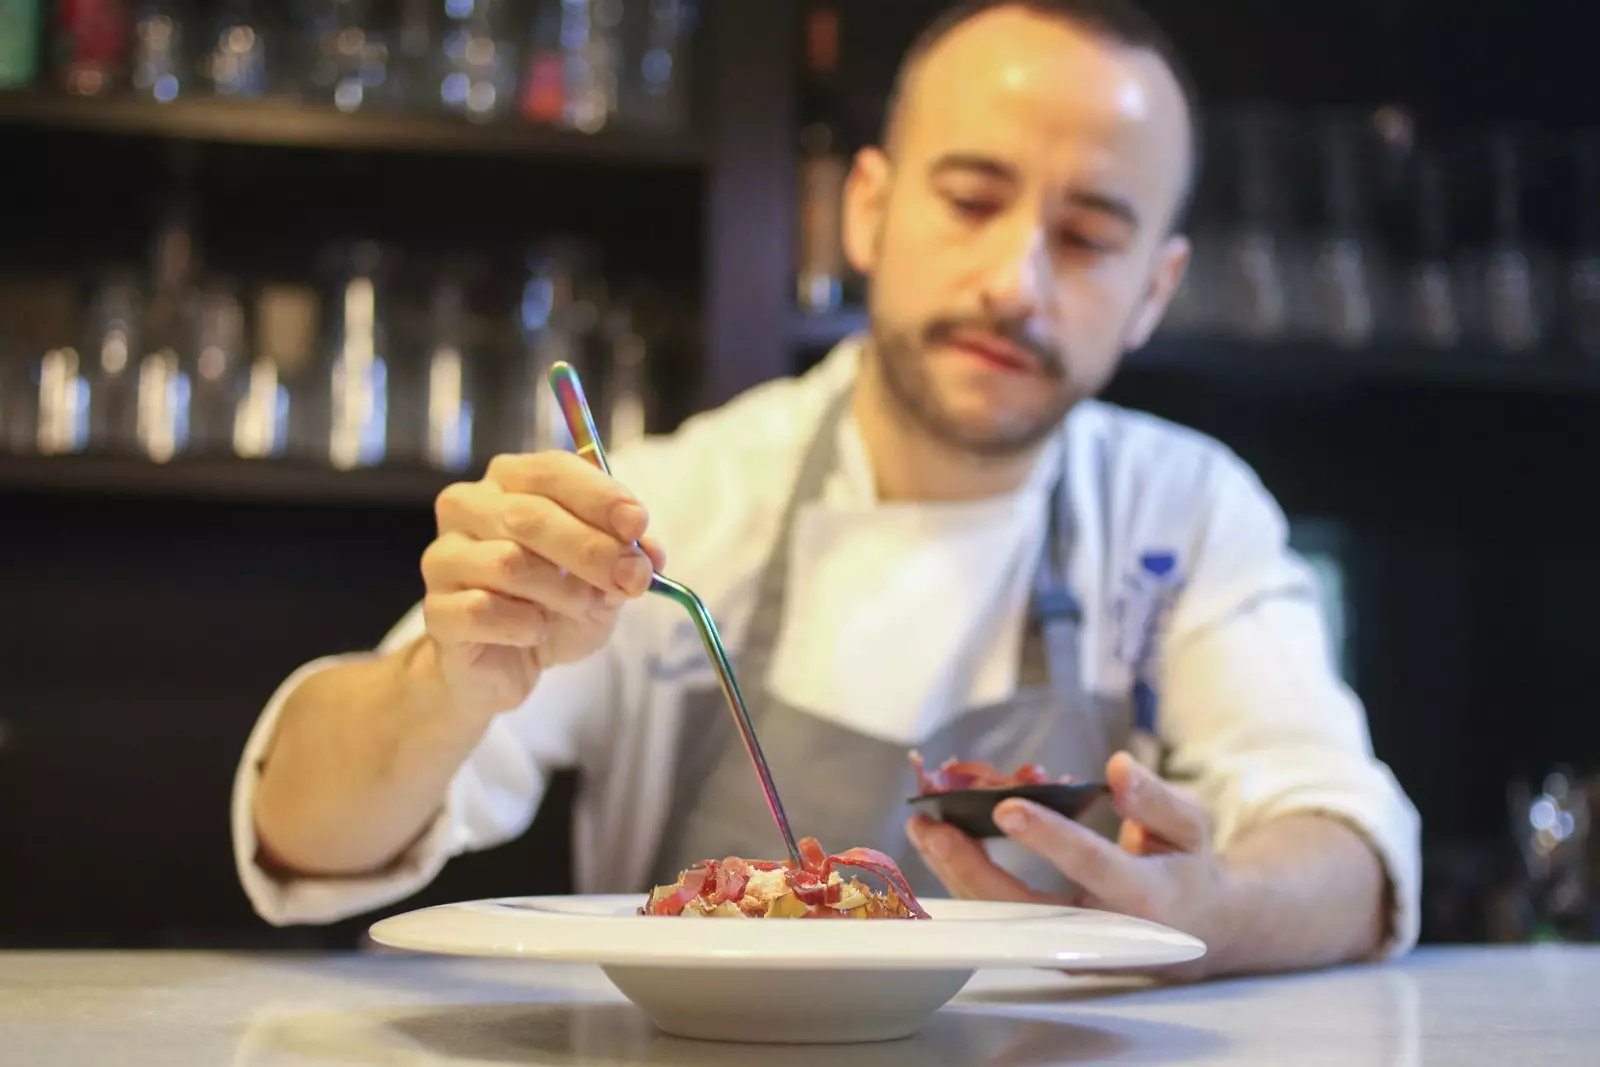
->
<box><xmin>1</xmin><ymin>946</ymin><xmax>1595</xmax><ymax>1065</ymax></box>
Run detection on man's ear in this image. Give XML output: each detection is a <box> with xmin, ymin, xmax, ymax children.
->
<box><xmin>1122</xmin><ymin>234</ymin><xmax>1191</xmax><ymax>351</ymax></box>
<box><xmin>842</xmin><ymin>147</ymin><xmax>893</xmax><ymax>276</ymax></box>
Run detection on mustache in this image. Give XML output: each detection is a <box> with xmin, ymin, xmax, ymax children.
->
<box><xmin>922</xmin><ymin>316</ymin><xmax>1064</xmax><ymax>378</ymax></box>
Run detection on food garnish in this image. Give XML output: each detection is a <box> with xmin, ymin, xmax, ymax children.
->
<box><xmin>641</xmin><ymin>836</ymin><xmax>931</xmax><ymax>920</ymax></box>
<box><xmin>910</xmin><ymin>751</ymin><xmax>1075</xmax><ymax>793</ymax></box>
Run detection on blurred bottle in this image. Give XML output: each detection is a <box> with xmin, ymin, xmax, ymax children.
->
<box><xmin>189</xmin><ymin>280</ymin><xmax>249</xmax><ymax>455</ymax></box>
<box><xmin>84</xmin><ymin>272</ymin><xmax>143</xmax><ymax>453</ymax></box>
<box><xmin>600</xmin><ymin>301</ymin><xmax>650</xmax><ymax>450</ymax></box>
<box><xmin>1216</xmin><ymin>107</ymin><xmax>1290</xmax><ymax>339</ymax></box>
<box><xmin>0</xmin><ymin>288</ymin><xmax>25</xmax><ymax>452</ymax></box>
<box><xmin>200</xmin><ymin>0</ymin><xmax>267</xmax><ymax>99</ymax></box>
<box><xmin>619</xmin><ymin>0</ymin><xmax>698</xmax><ymax>134</ymax></box>
<box><xmin>1406</xmin><ymin>148</ymin><xmax>1462</xmax><ymax>349</ymax></box>
<box><xmin>1507</xmin><ymin>767</ymin><xmax>1593</xmax><ymax>942</ymax></box>
<box><xmin>0</xmin><ymin>0</ymin><xmax>42</xmax><ymax>89</ymax></box>
<box><xmin>505</xmin><ymin>242</ymin><xmax>601</xmax><ymax>455</ymax></box>
<box><xmin>325</xmin><ymin>242</ymin><xmax>390</xmax><ymax>469</ymax></box>
<box><xmin>0</xmin><ymin>279</ymin><xmax>84</xmax><ymax>456</ymax></box>
<box><xmin>386</xmin><ymin>0</ymin><xmax>437</xmax><ymax>111</ymax></box>
<box><xmin>305</xmin><ymin>0</ymin><xmax>388</xmax><ymax>112</ymax></box>
<box><xmin>239</xmin><ymin>282</ymin><xmax>319</xmax><ymax>460</ymax></box>
<box><xmin>795</xmin><ymin>3</ymin><xmax>846</xmax><ymax>316</ymax></box>
<box><xmin>519</xmin><ymin>0</ymin><xmax>565</xmax><ymax>124</ymax></box>
<box><xmin>1483</xmin><ymin>132</ymin><xmax>1544</xmax><ymax>354</ymax></box>
<box><xmin>1567</xmin><ymin>134</ymin><xmax>1600</xmax><ymax>361</ymax></box>
<box><xmin>420</xmin><ymin>273</ymin><xmax>478</xmax><ymax>472</ymax></box>
<box><xmin>438</xmin><ymin>0</ymin><xmax>515</xmax><ymax>123</ymax></box>
<box><xmin>33</xmin><ymin>347</ymin><xmax>91</xmax><ymax>455</ymax></box>
<box><xmin>561</xmin><ymin>0</ymin><xmax>624</xmax><ymax>133</ymax></box>
<box><xmin>133</xmin><ymin>201</ymin><xmax>199</xmax><ymax>464</ymax></box>
<box><xmin>1307</xmin><ymin>115</ymin><xmax>1381</xmax><ymax>347</ymax></box>
<box><xmin>130</xmin><ymin>1</ymin><xmax>183</xmax><ymax>102</ymax></box>
<box><xmin>56</xmin><ymin>0</ymin><xmax>130</xmax><ymax>96</ymax></box>
<box><xmin>0</xmin><ymin>345</ymin><xmax>23</xmax><ymax>455</ymax></box>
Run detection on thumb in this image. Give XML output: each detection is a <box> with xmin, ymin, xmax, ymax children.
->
<box><xmin>639</xmin><ymin>535</ymin><xmax>667</xmax><ymax>574</ymax></box>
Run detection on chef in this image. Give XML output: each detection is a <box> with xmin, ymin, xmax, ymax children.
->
<box><xmin>234</xmin><ymin>0</ymin><xmax>1420</xmax><ymax>980</ymax></box>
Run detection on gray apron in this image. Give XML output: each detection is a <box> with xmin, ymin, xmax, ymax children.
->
<box><xmin>649</xmin><ymin>391</ymin><xmax>1132</xmax><ymax>898</ymax></box>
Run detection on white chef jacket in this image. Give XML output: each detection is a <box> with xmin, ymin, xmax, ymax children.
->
<box><xmin>232</xmin><ymin>338</ymin><xmax>1422</xmax><ymax>956</ymax></box>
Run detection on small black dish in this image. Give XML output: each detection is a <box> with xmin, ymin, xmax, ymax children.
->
<box><xmin>906</xmin><ymin>782</ymin><xmax>1112</xmax><ymax>838</ymax></box>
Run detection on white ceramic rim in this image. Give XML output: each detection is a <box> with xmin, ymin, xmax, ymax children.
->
<box><xmin>368</xmin><ymin>895</ymin><xmax>1207</xmax><ymax>971</ymax></box>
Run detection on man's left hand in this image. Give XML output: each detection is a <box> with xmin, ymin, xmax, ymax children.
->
<box><xmin>907</xmin><ymin>752</ymin><xmax>1236</xmax><ymax>981</ymax></box>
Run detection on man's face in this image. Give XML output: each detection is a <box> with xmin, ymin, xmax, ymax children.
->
<box><xmin>844</xmin><ymin>8</ymin><xmax>1192</xmax><ymax>457</ymax></box>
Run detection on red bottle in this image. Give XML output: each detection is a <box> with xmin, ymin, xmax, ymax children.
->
<box><xmin>56</xmin><ymin>0</ymin><xmax>131</xmax><ymax>95</ymax></box>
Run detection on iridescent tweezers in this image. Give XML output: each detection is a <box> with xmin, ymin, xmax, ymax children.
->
<box><xmin>548</xmin><ymin>361</ymin><xmax>803</xmax><ymax>867</ymax></box>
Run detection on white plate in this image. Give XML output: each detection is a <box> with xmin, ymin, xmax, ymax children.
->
<box><xmin>370</xmin><ymin>895</ymin><xmax>1204</xmax><ymax>1045</ymax></box>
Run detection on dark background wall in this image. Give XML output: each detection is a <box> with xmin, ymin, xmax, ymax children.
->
<box><xmin>1</xmin><ymin>0</ymin><xmax>1595</xmax><ymax>948</ymax></box>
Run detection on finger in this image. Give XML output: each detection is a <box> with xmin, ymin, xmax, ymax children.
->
<box><xmin>422</xmin><ymin>535</ymin><xmax>617</xmax><ymax>622</ymax></box>
<box><xmin>485</xmin><ymin>452</ymin><xmax>651</xmax><ymax>542</ymax></box>
<box><xmin>435</xmin><ymin>482</ymin><xmax>653</xmax><ymax>599</ymax></box>
<box><xmin>1126</xmin><ymin>819</ymin><xmax>1190</xmax><ymax>857</ymax></box>
<box><xmin>424</xmin><ymin>589</ymin><xmax>551</xmax><ymax>648</ymax></box>
<box><xmin>905</xmin><ymin>816</ymin><xmax>1045</xmax><ymax>902</ymax></box>
<box><xmin>1107</xmin><ymin>753</ymin><xmax>1209</xmax><ymax>853</ymax></box>
<box><xmin>639</xmin><ymin>535</ymin><xmax>667</xmax><ymax>573</ymax></box>
<box><xmin>493</xmin><ymin>494</ymin><xmax>653</xmax><ymax>598</ymax></box>
<box><xmin>992</xmin><ymin>799</ymin><xmax>1149</xmax><ymax>907</ymax></box>
<box><xmin>1116</xmin><ymin>818</ymin><xmax>1181</xmax><ymax>857</ymax></box>
<box><xmin>434</xmin><ymin>479</ymin><xmax>502</xmax><ymax>538</ymax></box>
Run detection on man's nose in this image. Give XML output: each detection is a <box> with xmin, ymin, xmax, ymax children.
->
<box><xmin>979</xmin><ymin>223</ymin><xmax>1047</xmax><ymax>319</ymax></box>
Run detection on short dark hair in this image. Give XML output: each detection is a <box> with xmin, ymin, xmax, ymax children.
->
<box><xmin>884</xmin><ymin>0</ymin><xmax>1203</xmax><ymax>232</ymax></box>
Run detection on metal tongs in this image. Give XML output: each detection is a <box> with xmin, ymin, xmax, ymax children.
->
<box><xmin>548</xmin><ymin>361</ymin><xmax>803</xmax><ymax>867</ymax></box>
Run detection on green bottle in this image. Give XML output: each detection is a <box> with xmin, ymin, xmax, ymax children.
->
<box><xmin>0</xmin><ymin>0</ymin><xmax>40</xmax><ymax>89</ymax></box>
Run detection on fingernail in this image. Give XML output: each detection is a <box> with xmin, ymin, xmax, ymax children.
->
<box><xmin>587</xmin><ymin>594</ymin><xmax>617</xmax><ymax>622</ymax></box>
<box><xmin>612</xmin><ymin>553</ymin><xmax>651</xmax><ymax>594</ymax></box>
<box><xmin>610</xmin><ymin>502</ymin><xmax>647</xmax><ymax>541</ymax></box>
<box><xmin>994</xmin><ymin>804</ymin><xmax>1029</xmax><ymax>835</ymax></box>
<box><xmin>1123</xmin><ymin>751</ymin><xmax>1149</xmax><ymax>782</ymax></box>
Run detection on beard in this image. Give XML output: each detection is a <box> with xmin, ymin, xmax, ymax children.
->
<box><xmin>868</xmin><ymin>313</ymin><xmax>1079</xmax><ymax>459</ymax></box>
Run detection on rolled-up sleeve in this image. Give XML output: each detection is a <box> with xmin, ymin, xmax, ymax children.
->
<box><xmin>1156</xmin><ymin>460</ymin><xmax>1422</xmax><ymax>958</ymax></box>
<box><xmin>231</xmin><ymin>605</ymin><xmax>612</xmax><ymax>927</ymax></box>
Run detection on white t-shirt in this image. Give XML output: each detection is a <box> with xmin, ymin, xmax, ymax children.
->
<box><xmin>231</xmin><ymin>339</ymin><xmax>1422</xmax><ymax>954</ymax></box>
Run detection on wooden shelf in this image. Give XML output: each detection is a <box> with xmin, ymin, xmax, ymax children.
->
<box><xmin>0</xmin><ymin>91</ymin><xmax>707</xmax><ymax>168</ymax></box>
<box><xmin>790</xmin><ymin>307</ymin><xmax>1600</xmax><ymax>396</ymax></box>
<box><xmin>0</xmin><ymin>454</ymin><xmax>472</xmax><ymax>506</ymax></box>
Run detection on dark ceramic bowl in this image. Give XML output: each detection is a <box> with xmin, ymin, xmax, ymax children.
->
<box><xmin>907</xmin><ymin>782</ymin><xmax>1111</xmax><ymax>838</ymax></box>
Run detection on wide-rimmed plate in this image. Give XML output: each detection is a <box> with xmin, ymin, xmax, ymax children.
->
<box><xmin>369</xmin><ymin>896</ymin><xmax>1204</xmax><ymax>1045</ymax></box>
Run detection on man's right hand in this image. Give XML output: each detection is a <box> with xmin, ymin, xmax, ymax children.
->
<box><xmin>420</xmin><ymin>451</ymin><xmax>666</xmax><ymax>722</ymax></box>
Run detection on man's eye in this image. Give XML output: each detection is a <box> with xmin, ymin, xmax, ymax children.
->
<box><xmin>1057</xmin><ymin>231</ymin><xmax>1111</xmax><ymax>254</ymax></box>
<box><xmin>950</xmin><ymin>197</ymin><xmax>998</xmax><ymax>220</ymax></box>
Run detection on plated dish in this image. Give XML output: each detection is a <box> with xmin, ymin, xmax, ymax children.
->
<box><xmin>367</xmin><ymin>758</ymin><xmax>1181</xmax><ymax>1044</ymax></box>
<box><xmin>368</xmin><ymin>894</ymin><xmax>1205</xmax><ymax>1044</ymax></box>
